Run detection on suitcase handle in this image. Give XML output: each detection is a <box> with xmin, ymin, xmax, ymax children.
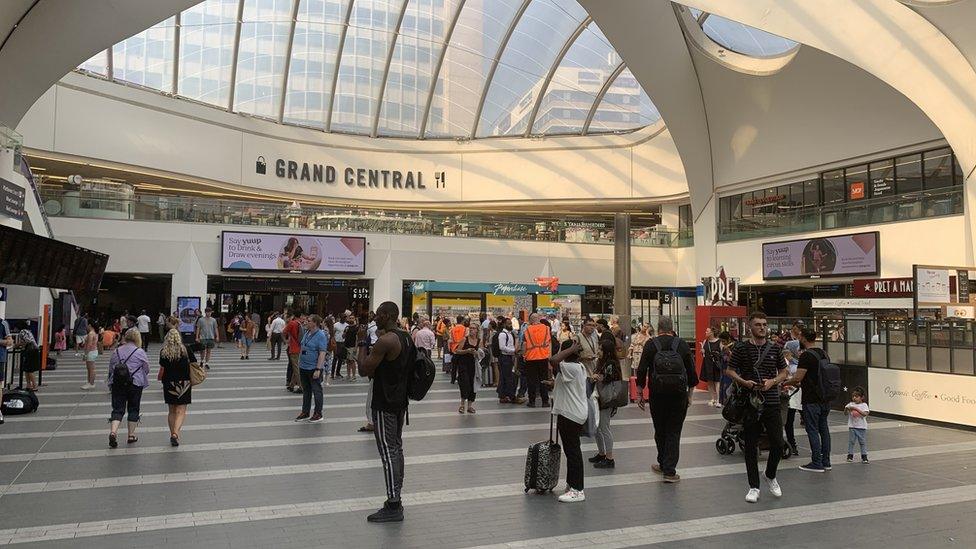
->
<box><xmin>549</xmin><ymin>404</ymin><xmax>560</xmax><ymax>445</ymax></box>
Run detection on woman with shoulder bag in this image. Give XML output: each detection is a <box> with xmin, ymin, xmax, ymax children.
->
<box><xmin>700</xmin><ymin>326</ymin><xmax>723</xmax><ymax>408</ymax></box>
<box><xmin>159</xmin><ymin>328</ymin><xmax>195</xmax><ymax>446</ymax></box>
<box><xmin>590</xmin><ymin>339</ymin><xmax>623</xmax><ymax>468</ymax></box>
<box><xmin>107</xmin><ymin>329</ymin><xmax>150</xmax><ymax>448</ymax></box>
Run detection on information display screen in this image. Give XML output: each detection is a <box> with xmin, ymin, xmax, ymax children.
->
<box><xmin>762</xmin><ymin>232</ymin><xmax>879</xmax><ymax>280</ymax></box>
<box><xmin>176</xmin><ymin>297</ymin><xmax>201</xmax><ymax>333</ymax></box>
<box><xmin>221</xmin><ymin>231</ymin><xmax>366</xmax><ymax>275</ymax></box>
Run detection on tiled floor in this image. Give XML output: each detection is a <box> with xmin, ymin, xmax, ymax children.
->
<box><xmin>1</xmin><ymin>347</ymin><xmax>975</xmax><ymax>548</ymax></box>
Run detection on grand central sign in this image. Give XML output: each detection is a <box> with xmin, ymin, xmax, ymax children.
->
<box><xmin>256</xmin><ymin>155</ymin><xmax>446</xmax><ymax>191</ymax></box>
<box><xmin>241</xmin><ymin>134</ymin><xmax>461</xmax><ymax>202</ymax></box>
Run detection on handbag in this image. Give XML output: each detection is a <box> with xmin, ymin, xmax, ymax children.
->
<box><xmin>189</xmin><ymin>361</ymin><xmax>206</xmax><ymax>386</ymax></box>
<box><xmin>721</xmin><ymin>342</ymin><xmax>773</xmax><ymax>424</ymax></box>
<box><xmin>582</xmin><ymin>382</ymin><xmax>600</xmax><ymax>437</ymax></box>
<box><xmin>597</xmin><ymin>379</ymin><xmax>629</xmax><ymax>409</ymax></box>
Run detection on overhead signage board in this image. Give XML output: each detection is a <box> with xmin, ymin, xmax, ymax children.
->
<box><xmin>915</xmin><ymin>267</ymin><xmax>951</xmax><ymax>304</ymax></box>
<box><xmin>812</xmin><ymin>297</ymin><xmax>913</xmax><ymax>310</ymax></box>
<box><xmin>242</xmin><ymin>134</ymin><xmax>461</xmax><ymax>202</ymax></box>
<box><xmin>701</xmin><ymin>266</ymin><xmax>739</xmax><ymax>306</ymax></box>
<box><xmin>762</xmin><ymin>231</ymin><xmax>879</xmax><ymax>280</ymax></box>
<box><xmin>221</xmin><ymin>231</ymin><xmax>366</xmax><ymax>275</ymax></box>
<box><xmin>852</xmin><ymin>277</ymin><xmax>914</xmax><ymax>298</ymax></box>
<box><xmin>0</xmin><ymin>177</ymin><xmax>25</xmax><ymax>221</ymax></box>
<box><xmin>409</xmin><ymin>281</ymin><xmax>586</xmax><ymax>296</ymax></box>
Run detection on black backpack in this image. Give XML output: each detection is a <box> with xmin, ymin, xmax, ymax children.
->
<box><xmin>405</xmin><ymin>333</ymin><xmax>436</xmax><ymax>401</ymax></box>
<box><xmin>809</xmin><ymin>348</ymin><xmax>842</xmax><ymax>403</ymax></box>
<box><xmin>111</xmin><ymin>349</ymin><xmax>137</xmax><ymax>390</ymax></box>
<box><xmin>650</xmin><ymin>336</ymin><xmax>687</xmax><ymax>395</ymax></box>
<box><xmin>491</xmin><ymin>331</ymin><xmax>502</xmax><ymax>357</ymax></box>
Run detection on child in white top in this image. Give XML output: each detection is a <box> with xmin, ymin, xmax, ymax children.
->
<box><xmin>845</xmin><ymin>387</ymin><xmax>870</xmax><ymax>463</ymax></box>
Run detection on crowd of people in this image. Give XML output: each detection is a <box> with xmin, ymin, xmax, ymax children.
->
<box><xmin>1</xmin><ymin>302</ymin><xmax>871</xmax><ymax>522</ymax></box>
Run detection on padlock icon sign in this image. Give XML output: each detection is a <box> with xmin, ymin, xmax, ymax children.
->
<box><xmin>256</xmin><ymin>156</ymin><xmax>267</xmax><ymax>175</ymax></box>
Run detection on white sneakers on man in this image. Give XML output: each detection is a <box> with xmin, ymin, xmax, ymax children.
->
<box><xmin>745</xmin><ymin>488</ymin><xmax>760</xmax><ymax>503</ymax></box>
<box><xmin>764</xmin><ymin>475</ymin><xmax>783</xmax><ymax>497</ymax></box>
<box><xmin>558</xmin><ymin>489</ymin><xmax>585</xmax><ymax>503</ymax></box>
<box><xmin>80</xmin><ymin>383</ymin><xmax>95</xmax><ymax>390</ymax></box>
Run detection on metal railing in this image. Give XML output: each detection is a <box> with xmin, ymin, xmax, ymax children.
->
<box><xmin>36</xmin><ymin>187</ymin><xmax>693</xmax><ymax>248</ymax></box>
<box><xmin>713</xmin><ymin>316</ymin><xmax>976</xmax><ymax>377</ymax></box>
<box><xmin>717</xmin><ymin>186</ymin><xmax>963</xmax><ymax>242</ymax></box>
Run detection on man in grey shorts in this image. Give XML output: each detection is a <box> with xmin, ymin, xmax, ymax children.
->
<box><xmin>195</xmin><ymin>307</ymin><xmax>218</xmax><ymax>369</ymax></box>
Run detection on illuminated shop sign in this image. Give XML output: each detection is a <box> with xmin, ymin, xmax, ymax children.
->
<box><xmin>743</xmin><ymin>194</ymin><xmax>785</xmax><ymax>206</ymax></box>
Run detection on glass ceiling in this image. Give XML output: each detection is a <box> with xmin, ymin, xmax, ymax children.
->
<box><xmin>78</xmin><ymin>0</ymin><xmax>661</xmax><ymax>140</ymax></box>
<box><xmin>688</xmin><ymin>8</ymin><xmax>797</xmax><ymax>58</ymax></box>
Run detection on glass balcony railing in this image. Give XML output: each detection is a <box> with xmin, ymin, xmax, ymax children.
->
<box><xmin>717</xmin><ymin>186</ymin><xmax>963</xmax><ymax>242</ymax></box>
<box><xmin>37</xmin><ymin>187</ymin><xmax>693</xmax><ymax>248</ymax></box>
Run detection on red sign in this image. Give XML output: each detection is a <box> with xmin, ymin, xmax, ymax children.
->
<box><xmin>852</xmin><ymin>277</ymin><xmax>914</xmax><ymax>298</ymax></box>
<box><xmin>849</xmin><ymin>181</ymin><xmax>865</xmax><ymax>200</ymax></box>
<box><xmin>744</xmin><ymin>194</ymin><xmax>786</xmax><ymax>206</ymax></box>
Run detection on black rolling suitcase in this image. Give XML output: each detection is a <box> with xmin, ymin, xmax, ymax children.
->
<box><xmin>524</xmin><ymin>414</ymin><xmax>561</xmax><ymax>493</ymax></box>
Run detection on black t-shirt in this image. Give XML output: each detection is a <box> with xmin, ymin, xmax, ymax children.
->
<box><xmin>728</xmin><ymin>340</ymin><xmax>785</xmax><ymax>405</ymax></box>
<box><xmin>371</xmin><ymin>330</ymin><xmax>412</xmax><ymax>412</ymax></box>
<box><xmin>798</xmin><ymin>347</ymin><xmax>825</xmax><ymax>404</ymax></box>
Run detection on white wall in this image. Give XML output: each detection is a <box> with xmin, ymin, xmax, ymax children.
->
<box><xmin>49</xmin><ymin>217</ymin><xmax>696</xmax><ymax>311</ymax></box>
<box><xmin>693</xmin><ymin>46</ymin><xmax>943</xmax><ymax>191</ymax></box>
<box><xmin>16</xmin><ymin>74</ymin><xmax>688</xmax><ymax>205</ymax></box>
<box><xmin>717</xmin><ymin>216</ymin><xmax>966</xmax><ymax>285</ymax></box>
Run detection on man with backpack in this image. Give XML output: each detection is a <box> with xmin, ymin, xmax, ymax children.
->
<box><xmin>726</xmin><ymin>311</ymin><xmax>789</xmax><ymax>503</ymax></box>
<box><xmin>635</xmin><ymin>316</ymin><xmax>697</xmax><ymax>483</ymax></box>
<box><xmin>358</xmin><ymin>301</ymin><xmax>414</xmax><ymax>523</ymax></box>
<box><xmin>786</xmin><ymin>326</ymin><xmax>840</xmax><ymax>473</ymax></box>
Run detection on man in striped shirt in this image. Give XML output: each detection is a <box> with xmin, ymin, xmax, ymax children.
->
<box><xmin>726</xmin><ymin>311</ymin><xmax>788</xmax><ymax>504</ymax></box>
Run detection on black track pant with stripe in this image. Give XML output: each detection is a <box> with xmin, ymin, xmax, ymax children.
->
<box><xmin>372</xmin><ymin>409</ymin><xmax>406</xmax><ymax>503</ymax></box>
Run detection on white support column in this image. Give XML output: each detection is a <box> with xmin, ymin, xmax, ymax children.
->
<box><xmin>659</xmin><ymin>204</ymin><xmax>679</xmax><ymax>231</ymax></box>
<box><xmin>170</xmin><ymin>243</ymin><xmax>208</xmax><ymax>316</ymax></box>
<box><xmin>693</xmin><ymin>196</ymin><xmax>718</xmax><ymax>282</ymax></box>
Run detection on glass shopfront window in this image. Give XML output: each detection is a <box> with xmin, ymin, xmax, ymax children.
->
<box><xmin>718</xmin><ymin>146</ymin><xmax>964</xmax><ymax>241</ymax></box>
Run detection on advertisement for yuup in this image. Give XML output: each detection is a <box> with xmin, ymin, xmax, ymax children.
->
<box><xmin>763</xmin><ymin>232</ymin><xmax>879</xmax><ymax>280</ymax></box>
<box><xmin>221</xmin><ymin>231</ymin><xmax>366</xmax><ymax>274</ymax></box>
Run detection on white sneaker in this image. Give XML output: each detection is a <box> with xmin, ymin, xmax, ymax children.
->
<box><xmin>558</xmin><ymin>489</ymin><xmax>585</xmax><ymax>503</ymax></box>
<box><xmin>745</xmin><ymin>488</ymin><xmax>760</xmax><ymax>503</ymax></box>
<box><xmin>80</xmin><ymin>383</ymin><xmax>94</xmax><ymax>390</ymax></box>
<box><xmin>764</xmin><ymin>475</ymin><xmax>782</xmax><ymax>497</ymax></box>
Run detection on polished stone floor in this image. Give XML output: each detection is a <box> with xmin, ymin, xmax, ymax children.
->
<box><xmin>1</xmin><ymin>347</ymin><xmax>975</xmax><ymax>548</ymax></box>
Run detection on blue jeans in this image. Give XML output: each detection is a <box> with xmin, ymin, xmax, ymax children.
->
<box><xmin>848</xmin><ymin>428</ymin><xmax>867</xmax><ymax>456</ymax></box>
<box><xmin>802</xmin><ymin>402</ymin><xmax>832</xmax><ymax>467</ymax></box>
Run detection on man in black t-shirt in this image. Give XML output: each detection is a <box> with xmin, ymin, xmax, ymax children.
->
<box><xmin>359</xmin><ymin>301</ymin><xmax>410</xmax><ymax>523</ymax></box>
<box><xmin>786</xmin><ymin>326</ymin><xmax>832</xmax><ymax>472</ymax></box>
<box><xmin>726</xmin><ymin>312</ymin><xmax>788</xmax><ymax>503</ymax></box>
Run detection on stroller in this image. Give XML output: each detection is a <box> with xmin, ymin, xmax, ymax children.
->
<box><xmin>715</xmin><ymin>389</ymin><xmax>797</xmax><ymax>457</ymax></box>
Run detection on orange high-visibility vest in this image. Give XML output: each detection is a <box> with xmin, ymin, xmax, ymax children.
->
<box><xmin>449</xmin><ymin>324</ymin><xmax>467</xmax><ymax>353</ymax></box>
<box><xmin>523</xmin><ymin>324</ymin><xmax>551</xmax><ymax>360</ymax></box>
<box><xmin>436</xmin><ymin>320</ymin><xmax>446</xmax><ymax>336</ymax></box>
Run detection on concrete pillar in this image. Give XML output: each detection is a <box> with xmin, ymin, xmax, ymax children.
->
<box><xmin>171</xmin><ymin>243</ymin><xmax>208</xmax><ymax>315</ymax></box>
<box><xmin>660</xmin><ymin>204</ymin><xmax>680</xmax><ymax>230</ymax></box>
<box><xmin>693</xmin><ymin>197</ymin><xmax>718</xmax><ymax>280</ymax></box>
<box><xmin>614</xmin><ymin>213</ymin><xmax>632</xmax><ymax>375</ymax></box>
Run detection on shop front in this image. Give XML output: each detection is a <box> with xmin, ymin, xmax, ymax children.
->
<box><xmin>403</xmin><ymin>281</ymin><xmax>585</xmax><ymax>326</ymax></box>
<box><xmin>207</xmin><ymin>276</ymin><xmax>371</xmax><ymax>321</ymax></box>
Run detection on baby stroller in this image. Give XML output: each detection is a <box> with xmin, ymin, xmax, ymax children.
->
<box><xmin>715</xmin><ymin>420</ymin><xmax>793</xmax><ymax>458</ymax></box>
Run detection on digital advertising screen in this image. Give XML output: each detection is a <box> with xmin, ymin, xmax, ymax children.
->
<box><xmin>221</xmin><ymin>231</ymin><xmax>366</xmax><ymax>275</ymax></box>
<box><xmin>176</xmin><ymin>296</ymin><xmax>201</xmax><ymax>333</ymax></box>
<box><xmin>762</xmin><ymin>232</ymin><xmax>879</xmax><ymax>280</ymax></box>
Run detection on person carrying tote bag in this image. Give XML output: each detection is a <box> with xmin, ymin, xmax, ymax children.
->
<box><xmin>589</xmin><ymin>340</ymin><xmax>624</xmax><ymax>468</ymax></box>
